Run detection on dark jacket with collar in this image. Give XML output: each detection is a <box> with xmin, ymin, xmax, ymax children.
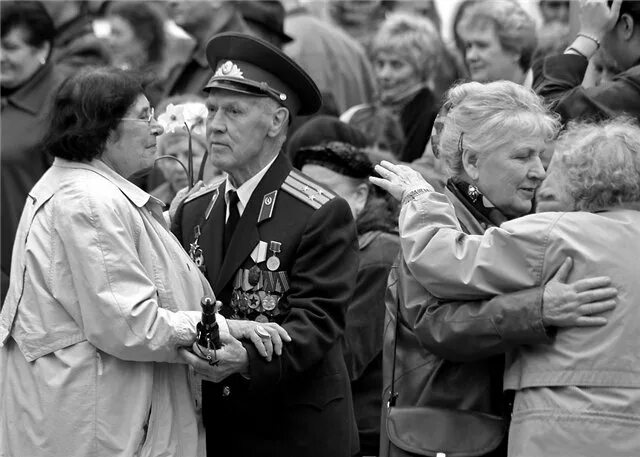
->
<box><xmin>1</xmin><ymin>62</ymin><xmax>66</xmax><ymax>304</ymax></box>
<box><xmin>172</xmin><ymin>153</ymin><xmax>360</xmax><ymax>457</ymax></box>
<box><xmin>534</xmin><ymin>53</ymin><xmax>640</xmax><ymax>123</ymax></box>
<box><xmin>380</xmin><ymin>186</ymin><xmax>551</xmax><ymax>457</ymax></box>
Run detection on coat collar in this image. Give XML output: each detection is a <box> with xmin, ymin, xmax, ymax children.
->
<box><xmin>52</xmin><ymin>158</ymin><xmax>161</xmax><ymax>209</ymax></box>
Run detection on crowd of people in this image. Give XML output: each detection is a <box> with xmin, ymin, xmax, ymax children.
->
<box><xmin>1</xmin><ymin>1</ymin><xmax>640</xmax><ymax>456</ymax></box>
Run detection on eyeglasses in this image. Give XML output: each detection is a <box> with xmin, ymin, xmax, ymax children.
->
<box><xmin>122</xmin><ymin>107</ymin><xmax>155</xmax><ymax>126</ymax></box>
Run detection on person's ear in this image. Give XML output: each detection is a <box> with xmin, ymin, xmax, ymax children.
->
<box><xmin>351</xmin><ymin>182</ymin><xmax>370</xmax><ymax>219</ymax></box>
<box><xmin>36</xmin><ymin>41</ymin><xmax>51</xmax><ymax>65</ymax></box>
<box><xmin>267</xmin><ymin>106</ymin><xmax>289</xmax><ymax>137</ymax></box>
<box><xmin>619</xmin><ymin>13</ymin><xmax>635</xmax><ymax>40</ymax></box>
<box><xmin>462</xmin><ymin>149</ymin><xmax>480</xmax><ymax>181</ymax></box>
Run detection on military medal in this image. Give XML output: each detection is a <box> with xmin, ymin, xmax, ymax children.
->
<box><xmin>238</xmin><ymin>292</ymin><xmax>249</xmax><ymax>312</ymax></box>
<box><xmin>248</xmin><ymin>266</ymin><xmax>261</xmax><ymax>286</ymax></box>
<box><xmin>266</xmin><ymin>241</ymin><xmax>282</xmax><ymax>271</ymax></box>
<box><xmin>255</xmin><ymin>314</ymin><xmax>269</xmax><ymax>323</ymax></box>
<box><xmin>189</xmin><ymin>225</ymin><xmax>206</xmax><ymax>272</ymax></box>
<box><xmin>262</xmin><ymin>294</ymin><xmax>277</xmax><ymax>311</ymax></box>
<box><xmin>247</xmin><ymin>292</ymin><xmax>260</xmax><ymax>310</ymax></box>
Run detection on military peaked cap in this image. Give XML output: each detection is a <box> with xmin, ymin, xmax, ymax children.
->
<box><xmin>204</xmin><ymin>32</ymin><xmax>321</xmax><ymax>116</ymax></box>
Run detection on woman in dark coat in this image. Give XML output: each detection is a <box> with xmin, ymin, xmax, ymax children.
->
<box><xmin>294</xmin><ymin>141</ymin><xmax>400</xmax><ymax>456</ymax></box>
<box><xmin>342</xmin><ymin>11</ymin><xmax>458</xmax><ymax>162</ymax></box>
<box><xmin>1</xmin><ymin>1</ymin><xmax>66</xmax><ymax>303</ymax></box>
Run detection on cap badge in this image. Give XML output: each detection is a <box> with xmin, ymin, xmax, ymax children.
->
<box><xmin>215</xmin><ymin>60</ymin><xmax>244</xmax><ymax>79</ymax></box>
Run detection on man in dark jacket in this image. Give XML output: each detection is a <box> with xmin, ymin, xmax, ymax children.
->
<box><xmin>173</xmin><ymin>33</ymin><xmax>360</xmax><ymax>457</ymax></box>
<box><xmin>534</xmin><ymin>0</ymin><xmax>640</xmax><ymax>122</ymax></box>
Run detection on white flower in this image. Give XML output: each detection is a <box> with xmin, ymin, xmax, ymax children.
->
<box><xmin>182</xmin><ymin>102</ymin><xmax>208</xmax><ymax>135</ymax></box>
<box><xmin>157</xmin><ymin>103</ymin><xmax>187</xmax><ymax>134</ymax></box>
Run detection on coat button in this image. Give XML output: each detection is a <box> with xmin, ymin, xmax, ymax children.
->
<box><xmin>222</xmin><ymin>385</ymin><xmax>231</xmax><ymax>397</ymax></box>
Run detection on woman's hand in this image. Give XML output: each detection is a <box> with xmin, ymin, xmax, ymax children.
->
<box><xmin>179</xmin><ymin>333</ymin><xmax>249</xmax><ymax>382</ymax></box>
<box><xmin>370</xmin><ymin>160</ymin><xmax>434</xmax><ymax>202</ymax></box>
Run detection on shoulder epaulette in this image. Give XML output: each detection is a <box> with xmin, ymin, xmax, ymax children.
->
<box><xmin>183</xmin><ymin>183</ymin><xmax>220</xmax><ymax>205</ymax></box>
<box><xmin>281</xmin><ymin>169</ymin><xmax>336</xmax><ymax>210</ymax></box>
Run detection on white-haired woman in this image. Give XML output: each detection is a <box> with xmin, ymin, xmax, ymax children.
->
<box><xmin>374</xmin><ymin>80</ymin><xmax>618</xmax><ymax>457</ymax></box>
<box><xmin>375</xmin><ymin>117</ymin><xmax>640</xmax><ymax>456</ymax></box>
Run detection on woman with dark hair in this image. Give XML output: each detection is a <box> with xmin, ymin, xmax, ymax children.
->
<box><xmin>102</xmin><ymin>1</ymin><xmax>166</xmax><ymax>72</ymax></box>
<box><xmin>0</xmin><ymin>66</ymin><xmax>288</xmax><ymax>456</ymax></box>
<box><xmin>100</xmin><ymin>1</ymin><xmax>168</xmax><ymax>105</ymax></box>
<box><xmin>0</xmin><ymin>0</ymin><xmax>66</xmax><ymax>304</ymax></box>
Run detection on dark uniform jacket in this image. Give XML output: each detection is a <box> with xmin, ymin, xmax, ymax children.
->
<box><xmin>534</xmin><ymin>53</ymin><xmax>640</xmax><ymax>123</ymax></box>
<box><xmin>172</xmin><ymin>153</ymin><xmax>360</xmax><ymax>457</ymax></box>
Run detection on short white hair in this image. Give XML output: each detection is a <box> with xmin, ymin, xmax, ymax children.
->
<box><xmin>438</xmin><ymin>80</ymin><xmax>559</xmax><ymax>177</ymax></box>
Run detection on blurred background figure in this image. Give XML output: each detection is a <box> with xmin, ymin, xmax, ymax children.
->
<box><xmin>538</xmin><ymin>0</ymin><xmax>570</xmax><ymax>25</ymax></box>
<box><xmin>327</xmin><ymin>0</ymin><xmax>388</xmax><ymax>51</ymax></box>
<box><xmin>388</xmin><ymin>0</ymin><xmax>442</xmax><ymax>31</ymax></box>
<box><xmin>286</xmin><ymin>114</ymin><xmax>371</xmax><ymax>161</ymax></box>
<box><xmin>342</xmin><ymin>12</ymin><xmax>447</xmax><ymax>163</ymax></box>
<box><xmin>166</xmin><ymin>0</ymin><xmax>248</xmax><ymax>96</ymax></box>
<box><xmin>292</xmin><ymin>137</ymin><xmax>399</xmax><ymax>457</ymax></box>
<box><xmin>457</xmin><ymin>0</ymin><xmax>537</xmax><ymax>84</ymax></box>
<box><xmin>282</xmin><ymin>0</ymin><xmax>376</xmax><ymax>116</ymax></box>
<box><xmin>100</xmin><ymin>2</ymin><xmax>166</xmax><ymax>74</ymax></box>
<box><xmin>585</xmin><ymin>48</ymin><xmax>624</xmax><ymax>88</ymax></box>
<box><xmin>97</xmin><ymin>1</ymin><xmax>167</xmax><ymax>105</ymax></box>
<box><xmin>534</xmin><ymin>0</ymin><xmax>640</xmax><ymax>123</ymax></box>
<box><xmin>1</xmin><ymin>0</ymin><xmax>66</xmax><ymax>304</ymax></box>
<box><xmin>235</xmin><ymin>0</ymin><xmax>293</xmax><ymax>48</ymax></box>
<box><xmin>43</xmin><ymin>0</ymin><xmax>111</xmax><ymax>73</ymax></box>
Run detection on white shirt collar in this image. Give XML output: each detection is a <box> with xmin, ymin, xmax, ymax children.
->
<box><xmin>225</xmin><ymin>154</ymin><xmax>278</xmax><ymax>217</ymax></box>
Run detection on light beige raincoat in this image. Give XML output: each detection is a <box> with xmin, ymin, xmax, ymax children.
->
<box><xmin>0</xmin><ymin>159</ymin><xmax>212</xmax><ymax>457</ymax></box>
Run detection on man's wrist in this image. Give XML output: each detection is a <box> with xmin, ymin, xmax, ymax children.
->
<box><xmin>565</xmin><ymin>35</ymin><xmax>599</xmax><ymax>60</ymax></box>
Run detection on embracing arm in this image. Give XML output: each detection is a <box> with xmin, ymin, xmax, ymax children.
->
<box><xmin>411</xmin><ymin>287</ymin><xmax>551</xmax><ymax>362</ymax></box>
<box><xmin>399</xmin><ymin>190</ymin><xmax>553</xmax><ymax>299</ymax></box>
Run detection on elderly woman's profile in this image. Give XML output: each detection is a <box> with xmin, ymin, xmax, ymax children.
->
<box><xmin>0</xmin><ymin>66</ymin><xmax>287</xmax><ymax>456</ymax></box>
<box><xmin>375</xmin><ymin>117</ymin><xmax>640</xmax><ymax>456</ymax></box>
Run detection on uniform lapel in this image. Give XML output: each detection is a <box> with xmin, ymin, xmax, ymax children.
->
<box><xmin>199</xmin><ymin>182</ymin><xmax>226</xmax><ymax>288</ymax></box>
<box><xmin>214</xmin><ymin>154</ymin><xmax>292</xmax><ymax>292</ymax></box>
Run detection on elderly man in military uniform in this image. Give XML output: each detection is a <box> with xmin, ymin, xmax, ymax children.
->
<box><xmin>173</xmin><ymin>33</ymin><xmax>360</xmax><ymax>457</ymax></box>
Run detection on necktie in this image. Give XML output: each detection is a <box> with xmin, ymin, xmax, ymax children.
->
<box><xmin>223</xmin><ymin>190</ymin><xmax>240</xmax><ymax>255</ymax></box>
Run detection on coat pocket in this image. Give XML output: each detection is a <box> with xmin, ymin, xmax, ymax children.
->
<box><xmin>284</xmin><ymin>373</ymin><xmax>346</xmax><ymax>411</ymax></box>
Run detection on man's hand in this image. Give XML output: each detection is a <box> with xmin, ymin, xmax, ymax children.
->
<box><xmin>179</xmin><ymin>333</ymin><xmax>249</xmax><ymax>383</ymax></box>
<box><xmin>542</xmin><ymin>257</ymin><xmax>617</xmax><ymax>327</ymax></box>
<box><xmin>579</xmin><ymin>0</ymin><xmax>622</xmax><ymax>39</ymax></box>
<box><xmin>226</xmin><ymin>319</ymin><xmax>291</xmax><ymax>361</ymax></box>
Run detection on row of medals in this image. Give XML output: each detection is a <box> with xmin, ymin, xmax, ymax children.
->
<box><xmin>230</xmin><ymin>263</ymin><xmax>287</xmax><ymax>323</ymax></box>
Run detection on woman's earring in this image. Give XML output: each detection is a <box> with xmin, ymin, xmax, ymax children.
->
<box><xmin>39</xmin><ymin>57</ymin><xmax>46</xmax><ymax>65</ymax></box>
